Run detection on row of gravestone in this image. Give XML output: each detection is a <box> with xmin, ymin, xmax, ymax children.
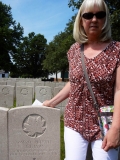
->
<box><xmin>0</xmin><ymin>78</ymin><xmax>42</xmax><ymax>81</ymax></box>
<box><xmin>0</xmin><ymin>81</ymin><xmax>66</xmax><ymax>97</ymax></box>
<box><xmin>0</xmin><ymin>106</ymin><xmax>60</xmax><ymax>160</ymax></box>
<box><xmin>0</xmin><ymin>85</ymin><xmax>67</xmax><ymax>115</ymax></box>
<box><xmin>0</xmin><ymin>80</ymin><xmax>66</xmax><ymax>88</ymax></box>
<box><xmin>0</xmin><ymin>80</ymin><xmax>66</xmax><ymax>100</ymax></box>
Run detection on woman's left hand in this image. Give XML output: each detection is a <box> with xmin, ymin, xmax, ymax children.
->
<box><xmin>102</xmin><ymin>127</ymin><xmax>120</xmax><ymax>151</ymax></box>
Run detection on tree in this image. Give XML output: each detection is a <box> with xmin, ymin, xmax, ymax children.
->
<box><xmin>0</xmin><ymin>2</ymin><xmax>24</xmax><ymax>72</ymax></box>
<box><xmin>68</xmin><ymin>0</ymin><xmax>120</xmax><ymax>41</ymax></box>
<box><xmin>42</xmin><ymin>16</ymin><xmax>75</xmax><ymax>81</ymax></box>
<box><xmin>12</xmin><ymin>32</ymin><xmax>47</xmax><ymax>78</ymax></box>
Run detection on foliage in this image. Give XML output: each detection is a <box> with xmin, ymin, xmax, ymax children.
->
<box><xmin>105</xmin><ymin>0</ymin><xmax>120</xmax><ymax>41</ymax></box>
<box><xmin>42</xmin><ymin>16</ymin><xmax>75</xmax><ymax>81</ymax></box>
<box><xmin>0</xmin><ymin>1</ymin><xmax>24</xmax><ymax>72</ymax></box>
<box><xmin>68</xmin><ymin>0</ymin><xmax>82</xmax><ymax>10</ymax></box>
<box><xmin>68</xmin><ymin>0</ymin><xmax>120</xmax><ymax>41</ymax></box>
<box><xmin>11</xmin><ymin>32</ymin><xmax>47</xmax><ymax>78</ymax></box>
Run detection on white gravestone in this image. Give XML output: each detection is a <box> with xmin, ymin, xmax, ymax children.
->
<box><xmin>0</xmin><ymin>85</ymin><xmax>14</xmax><ymax>108</ymax></box>
<box><xmin>7</xmin><ymin>80</ymin><xmax>16</xmax><ymax>99</ymax></box>
<box><xmin>55</xmin><ymin>82</ymin><xmax>65</xmax><ymax>87</ymax></box>
<box><xmin>0</xmin><ymin>107</ymin><xmax>9</xmax><ymax>160</ymax></box>
<box><xmin>16</xmin><ymin>86</ymin><xmax>33</xmax><ymax>107</ymax></box>
<box><xmin>44</xmin><ymin>82</ymin><xmax>56</xmax><ymax>98</ymax></box>
<box><xmin>0</xmin><ymin>81</ymin><xmax>7</xmax><ymax>85</ymax></box>
<box><xmin>8</xmin><ymin>106</ymin><xmax>60</xmax><ymax>160</ymax></box>
<box><xmin>26</xmin><ymin>82</ymin><xmax>35</xmax><ymax>99</ymax></box>
<box><xmin>44</xmin><ymin>81</ymin><xmax>51</xmax><ymax>87</ymax></box>
<box><xmin>7</xmin><ymin>80</ymin><xmax>16</xmax><ymax>86</ymax></box>
<box><xmin>16</xmin><ymin>81</ymin><xmax>26</xmax><ymax>86</ymax></box>
<box><xmin>34</xmin><ymin>81</ymin><xmax>44</xmax><ymax>88</ymax></box>
<box><xmin>35</xmin><ymin>86</ymin><xmax>52</xmax><ymax>103</ymax></box>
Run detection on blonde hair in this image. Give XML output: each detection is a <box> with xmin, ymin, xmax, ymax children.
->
<box><xmin>73</xmin><ymin>0</ymin><xmax>111</xmax><ymax>43</ymax></box>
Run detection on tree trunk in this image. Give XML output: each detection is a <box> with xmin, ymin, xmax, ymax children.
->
<box><xmin>61</xmin><ymin>70</ymin><xmax>65</xmax><ymax>82</ymax></box>
<box><xmin>56</xmin><ymin>72</ymin><xmax>58</xmax><ymax>81</ymax></box>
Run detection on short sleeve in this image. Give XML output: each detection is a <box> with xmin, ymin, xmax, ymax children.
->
<box><xmin>67</xmin><ymin>42</ymin><xmax>80</xmax><ymax>61</ymax></box>
<box><xmin>67</xmin><ymin>44</ymin><xmax>75</xmax><ymax>62</ymax></box>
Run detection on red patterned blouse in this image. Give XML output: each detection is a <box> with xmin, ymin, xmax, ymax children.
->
<box><xmin>64</xmin><ymin>41</ymin><xmax>120</xmax><ymax>141</ymax></box>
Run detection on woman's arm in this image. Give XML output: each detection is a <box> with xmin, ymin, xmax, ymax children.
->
<box><xmin>43</xmin><ymin>82</ymin><xmax>70</xmax><ymax>108</ymax></box>
<box><xmin>102</xmin><ymin>66</ymin><xmax>120</xmax><ymax>151</ymax></box>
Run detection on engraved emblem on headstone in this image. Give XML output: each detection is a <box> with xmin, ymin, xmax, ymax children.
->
<box><xmin>21</xmin><ymin>88</ymin><xmax>28</xmax><ymax>95</ymax></box>
<box><xmin>39</xmin><ymin>88</ymin><xmax>47</xmax><ymax>95</ymax></box>
<box><xmin>2</xmin><ymin>87</ymin><xmax>9</xmax><ymax>95</ymax></box>
<box><xmin>22</xmin><ymin>114</ymin><xmax>46</xmax><ymax>138</ymax></box>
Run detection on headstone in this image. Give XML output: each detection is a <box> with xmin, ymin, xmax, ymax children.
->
<box><xmin>0</xmin><ymin>107</ymin><xmax>9</xmax><ymax>160</ymax></box>
<box><xmin>50</xmin><ymin>82</ymin><xmax>56</xmax><ymax>98</ymax></box>
<box><xmin>55</xmin><ymin>82</ymin><xmax>65</xmax><ymax>87</ymax></box>
<box><xmin>26</xmin><ymin>82</ymin><xmax>35</xmax><ymax>99</ymax></box>
<box><xmin>0</xmin><ymin>85</ymin><xmax>14</xmax><ymax>108</ymax></box>
<box><xmin>44</xmin><ymin>81</ymin><xmax>50</xmax><ymax>86</ymax></box>
<box><xmin>35</xmin><ymin>86</ymin><xmax>52</xmax><ymax>103</ymax></box>
<box><xmin>7</xmin><ymin>80</ymin><xmax>16</xmax><ymax>86</ymax></box>
<box><xmin>7</xmin><ymin>80</ymin><xmax>16</xmax><ymax>99</ymax></box>
<box><xmin>8</xmin><ymin>106</ymin><xmax>60</xmax><ymax>160</ymax></box>
<box><xmin>0</xmin><ymin>81</ymin><xmax>7</xmax><ymax>85</ymax></box>
<box><xmin>33</xmin><ymin>78</ymin><xmax>42</xmax><ymax>83</ymax></box>
<box><xmin>16</xmin><ymin>86</ymin><xmax>33</xmax><ymax>107</ymax></box>
<box><xmin>16</xmin><ymin>81</ymin><xmax>26</xmax><ymax>86</ymax></box>
<box><xmin>44</xmin><ymin>82</ymin><xmax>56</xmax><ymax>98</ymax></box>
<box><xmin>35</xmin><ymin>81</ymin><xmax>44</xmax><ymax>88</ymax></box>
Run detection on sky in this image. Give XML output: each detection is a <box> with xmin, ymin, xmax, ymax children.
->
<box><xmin>2</xmin><ymin>0</ymin><xmax>77</xmax><ymax>43</ymax></box>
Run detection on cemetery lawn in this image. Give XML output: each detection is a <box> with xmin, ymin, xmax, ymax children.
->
<box><xmin>60</xmin><ymin>116</ymin><xmax>65</xmax><ymax>160</ymax></box>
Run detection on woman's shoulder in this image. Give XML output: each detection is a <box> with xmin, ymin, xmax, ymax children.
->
<box><xmin>115</xmin><ymin>41</ymin><xmax>120</xmax><ymax>48</ymax></box>
<box><xmin>68</xmin><ymin>42</ymin><xmax>80</xmax><ymax>53</ymax></box>
<box><xmin>115</xmin><ymin>41</ymin><xmax>120</xmax><ymax>44</ymax></box>
<box><xmin>69</xmin><ymin>42</ymin><xmax>80</xmax><ymax>49</ymax></box>
<box><xmin>67</xmin><ymin>42</ymin><xmax>80</xmax><ymax>59</ymax></box>
<box><xmin>105</xmin><ymin>41</ymin><xmax>120</xmax><ymax>53</ymax></box>
<box><xmin>112</xmin><ymin>41</ymin><xmax>120</xmax><ymax>48</ymax></box>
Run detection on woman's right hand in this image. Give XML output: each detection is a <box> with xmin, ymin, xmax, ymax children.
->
<box><xmin>43</xmin><ymin>82</ymin><xmax>70</xmax><ymax>108</ymax></box>
<box><xmin>43</xmin><ymin>100</ymin><xmax>55</xmax><ymax>108</ymax></box>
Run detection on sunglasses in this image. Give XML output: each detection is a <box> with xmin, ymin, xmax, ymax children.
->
<box><xmin>82</xmin><ymin>11</ymin><xmax>106</xmax><ymax>20</ymax></box>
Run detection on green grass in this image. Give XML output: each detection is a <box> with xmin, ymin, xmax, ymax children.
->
<box><xmin>13</xmin><ymin>99</ymin><xmax>16</xmax><ymax>107</ymax></box>
<box><xmin>60</xmin><ymin>116</ymin><xmax>65</xmax><ymax>160</ymax></box>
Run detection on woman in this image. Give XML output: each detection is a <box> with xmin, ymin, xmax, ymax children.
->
<box><xmin>43</xmin><ymin>0</ymin><xmax>120</xmax><ymax>159</ymax></box>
